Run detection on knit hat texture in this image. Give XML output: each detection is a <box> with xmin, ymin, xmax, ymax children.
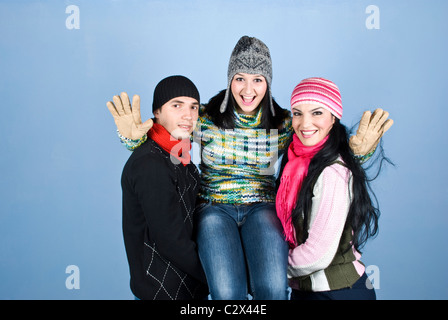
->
<box><xmin>152</xmin><ymin>75</ymin><xmax>200</xmax><ymax>112</ymax></box>
<box><xmin>290</xmin><ymin>77</ymin><xmax>343</xmax><ymax>119</ymax></box>
<box><xmin>220</xmin><ymin>36</ymin><xmax>275</xmax><ymax>116</ymax></box>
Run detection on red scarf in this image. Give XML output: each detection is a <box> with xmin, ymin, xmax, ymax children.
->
<box><xmin>148</xmin><ymin>123</ymin><xmax>192</xmax><ymax>166</ymax></box>
<box><xmin>276</xmin><ymin>134</ymin><xmax>328</xmax><ymax>247</ymax></box>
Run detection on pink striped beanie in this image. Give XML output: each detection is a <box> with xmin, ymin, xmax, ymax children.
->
<box><xmin>290</xmin><ymin>77</ymin><xmax>343</xmax><ymax>119</ymax></box>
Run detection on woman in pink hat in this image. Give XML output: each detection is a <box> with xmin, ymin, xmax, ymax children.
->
<box><xmin>276</xmin><ymin>77</ymin><xmax>384</xmax><ymax>300</ymax></box>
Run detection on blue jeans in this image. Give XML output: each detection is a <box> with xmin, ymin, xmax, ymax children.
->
<box><xmin>195</xmin><ymin>202</ymin><xmax>289</xmax><ymax>300</ymax></box>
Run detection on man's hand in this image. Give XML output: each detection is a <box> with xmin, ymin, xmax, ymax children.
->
<box><xmin>349</xmin><ymin>108</ymin><xmax>394</xmax><ymax>156</ymax></box>
<box><xmin>106</xmin><ymin>92</ymin><xmax>153</xmax><ymax>140</ymax></box>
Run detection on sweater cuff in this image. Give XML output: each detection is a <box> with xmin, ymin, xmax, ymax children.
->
<box><xmin>117</xmin><ymin>130</ymin><xmax>147</xmax><ymax>151</ymax></box>
<box><xmin>354</xmin><ymin>147</ymin><xmax>376</xmax><ymax>164</ymax></box>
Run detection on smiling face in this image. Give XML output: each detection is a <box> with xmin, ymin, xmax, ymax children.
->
<box><xmin>291</xmin><ymin>103</ymin><xmax>335</xmax><ymax>146</ymax></box>
<box><xmin>230</xmin><ymin>73</ymin><xmax>268</xmax><ymax>115</ymax></box>
<box><xmin>153</xmin><ymin>96</ymin><xmax>199</xmax><ymax>140</ymax></box>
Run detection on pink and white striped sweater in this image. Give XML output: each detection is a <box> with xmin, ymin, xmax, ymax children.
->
<box><xmin>288</xmin><ymin>161</ymin><xmax>365</xmax><ymax>292</ymax></box>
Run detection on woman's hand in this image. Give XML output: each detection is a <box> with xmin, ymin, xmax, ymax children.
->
<box><xmin>349</xmin><ymin>108</ymin><xmax>394</xmax><ymax>156</ymax></box>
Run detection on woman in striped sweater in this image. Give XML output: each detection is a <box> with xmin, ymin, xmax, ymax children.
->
<box><xmin>276</xmin><ymin>78</ymin><xmax>385</xmax><ymax>300</ymax></box>
<box><xmin>188</xmin><ymin>36</ymin><xmax>292</xmax><ymax>299</ymax></box>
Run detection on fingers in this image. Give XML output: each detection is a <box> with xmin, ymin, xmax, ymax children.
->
<box><xmin>368</xmin><ymin>109</ymin><xmax>393</xmax><ymax>151</ymax></box>
<box><xmin>140</xmin><ymin>118</ymin><xmax>154</xmax><ymax>133</ymax></box>
<box><xmin>112</xmin><ymin>95</ymin><xmax>124</xmax><ymax>116</ymax></box>
<box><xmin>106</xmin><ymin>101</ymin><xmax>119</xmax><ymax>118</ymax></box>
<box><xmin>370</xmin><ymin>108</ymin><xmax>390</xmax><ymax>132</ymax></box>
<box><xmin>370</xmin><ymin>108</ymin><xmax>382</xmax><ymax>120</ymax></box>
<box><xmin>132</xmin><ymin>94</ymin><xmax>140</xmax><ymax>110</ymax></box>
<box><xmin>381</xmin><ymin>119</ymin><xmax>394</xmax><ymax>134</ymax></box>
<box><xmin>132</xmin><ymin>94</ymin><xmax>153</xmax><ymax>134</ymax></box>
<box><xmin>356</xmin><ymin>110</ymin><xmax>372</xmax><ymax>136</ymax></box>
<box><xmin>109</xmin><ymin>92</ymin><xmax>133</xmax><ymax>117</ymax></box>
<box><xmin>369</xmin><ymin>108</ymin><xmax>384</xmax><ymax>129</ymax></box>
<box><xmin>120</xmin><ymin>92</ymin><xmax>132</xmax><ymax>115</ymax></box>
<box><xmin>131</xmin><ymin>95</ymin><xmax>142</xmax><ymax>125</ymax></box>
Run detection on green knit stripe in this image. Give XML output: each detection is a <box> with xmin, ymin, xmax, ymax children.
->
<box><xmin>196</xmin><ymin>110</ymin><xmax>292</xmax><ymax>204</ymax></box>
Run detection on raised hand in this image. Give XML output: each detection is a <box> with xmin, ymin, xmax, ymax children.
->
<box><xmin>106</xmin><ymin>92</ymin><xmax>153</xmax><ymax>140</ymax></box>
<box><xmin>349</xmin><ymin>108</ymin><xmax>394</xmax><ymax>156</ymax></box>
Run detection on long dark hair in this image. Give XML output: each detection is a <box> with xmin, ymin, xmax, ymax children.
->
<box><xmin>278</xmin><ymin>119</ymin><xmax>386</xmax><ymax>253</ymax></box>
<box><xmin>204</xmin><ymin>89</ymin><xmax>289</xmax><ymax>130</ymax></box>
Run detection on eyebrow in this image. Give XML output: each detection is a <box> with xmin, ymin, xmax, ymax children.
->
<box><xmin>292</xmin><ymin>106</ymin><xmax>323</xmax><ymax>112</ymax></box>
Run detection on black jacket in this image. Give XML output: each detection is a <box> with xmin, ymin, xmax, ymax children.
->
<box><xmin>121</xmin><ymin>139</ymin><xmax>208</xmax><ymax>300</ymax></box>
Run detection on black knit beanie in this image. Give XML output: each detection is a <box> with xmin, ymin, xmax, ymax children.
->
<box><xmin>152</xmin><ymin>75</ymin><xmax>200</xmax><ymax>112</ymax></box>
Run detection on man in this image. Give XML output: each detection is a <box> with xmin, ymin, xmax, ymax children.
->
<box><xmin>108</xmin><ymin>75</ymin><xmax>208</xmax><ymax>300</ymax></box>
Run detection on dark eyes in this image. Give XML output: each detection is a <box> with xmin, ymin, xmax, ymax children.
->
<box><xmin>292</xmin><ymin>111</ymin><xmax>323</xmax><ymax>116</ymax></box>
<box><xmin>235</xmin><ymin>77</ymin><xmax>263</xmax><ymax>82</ymax></box>
<box><xmin>172</xmin><ymin>104</ymin><xmax>198</xmax><ymax>110</ymax></box>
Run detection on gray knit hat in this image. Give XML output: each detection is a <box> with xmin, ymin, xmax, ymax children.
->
<box><xmin>220</xmin><ymin>36</ymin><xmax>275</xmax><ymax>116</ymax></box>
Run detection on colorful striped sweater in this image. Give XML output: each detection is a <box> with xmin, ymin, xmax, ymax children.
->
<box><xmin>194</xmin><ymin>107</ymin><xmax>292</xmax><ymax>204</ymax></box>
<box><xmin>120</xmin><ymin>106</ymin><xmax>293</xmax><ymax>204</ymax></box>
<box><xmin>287</xmin><ymin>161</ymin><xmax>365</xmax><ymax>292</ymax></box>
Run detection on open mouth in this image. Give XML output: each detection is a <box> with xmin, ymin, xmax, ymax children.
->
<box><xmin>178</xmin><ymin>124</ymin><xmax>192</xmax><ymax>131</ymax></box>
<box><xmin>241</xmin><ymin>95</ymin><xmax>256</xmax><ymax>106</ymax></box>
<box><xmin>301</xmin><ymin>130</ymin><xmax>318</xmax><ymax>138</ymax></box>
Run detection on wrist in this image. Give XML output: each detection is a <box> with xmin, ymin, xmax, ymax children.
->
<box><xmin>354</xmin><ymin>147</ymin><xmax>376</xmax><ymax>163</ymax></box>
<box><xmin>117</xmin><ymin>130</ymin><xmax>147</xmax><ymax>151</ymax></box>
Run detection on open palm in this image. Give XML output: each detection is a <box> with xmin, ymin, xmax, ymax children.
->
<box><xmin>349</xmin><ymin>108</ymin><xmax>394</xmax><ymax>156</ymax></box>
<box><xmin>106</xmin><ymin>92</ymin><xmax>153</xmax><ymax>140</ymax></box>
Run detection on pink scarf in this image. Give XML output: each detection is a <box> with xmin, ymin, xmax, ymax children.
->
<box><xmin>276</xmin><ymin>134</ymin><xmax>328</xmax><ymax>247</ymax></box>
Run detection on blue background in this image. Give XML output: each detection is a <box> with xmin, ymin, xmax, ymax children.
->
<box><xmin>1</xmin><ymin>0</ymin><xmax>447</xmax><ymax>300</ymax></box>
